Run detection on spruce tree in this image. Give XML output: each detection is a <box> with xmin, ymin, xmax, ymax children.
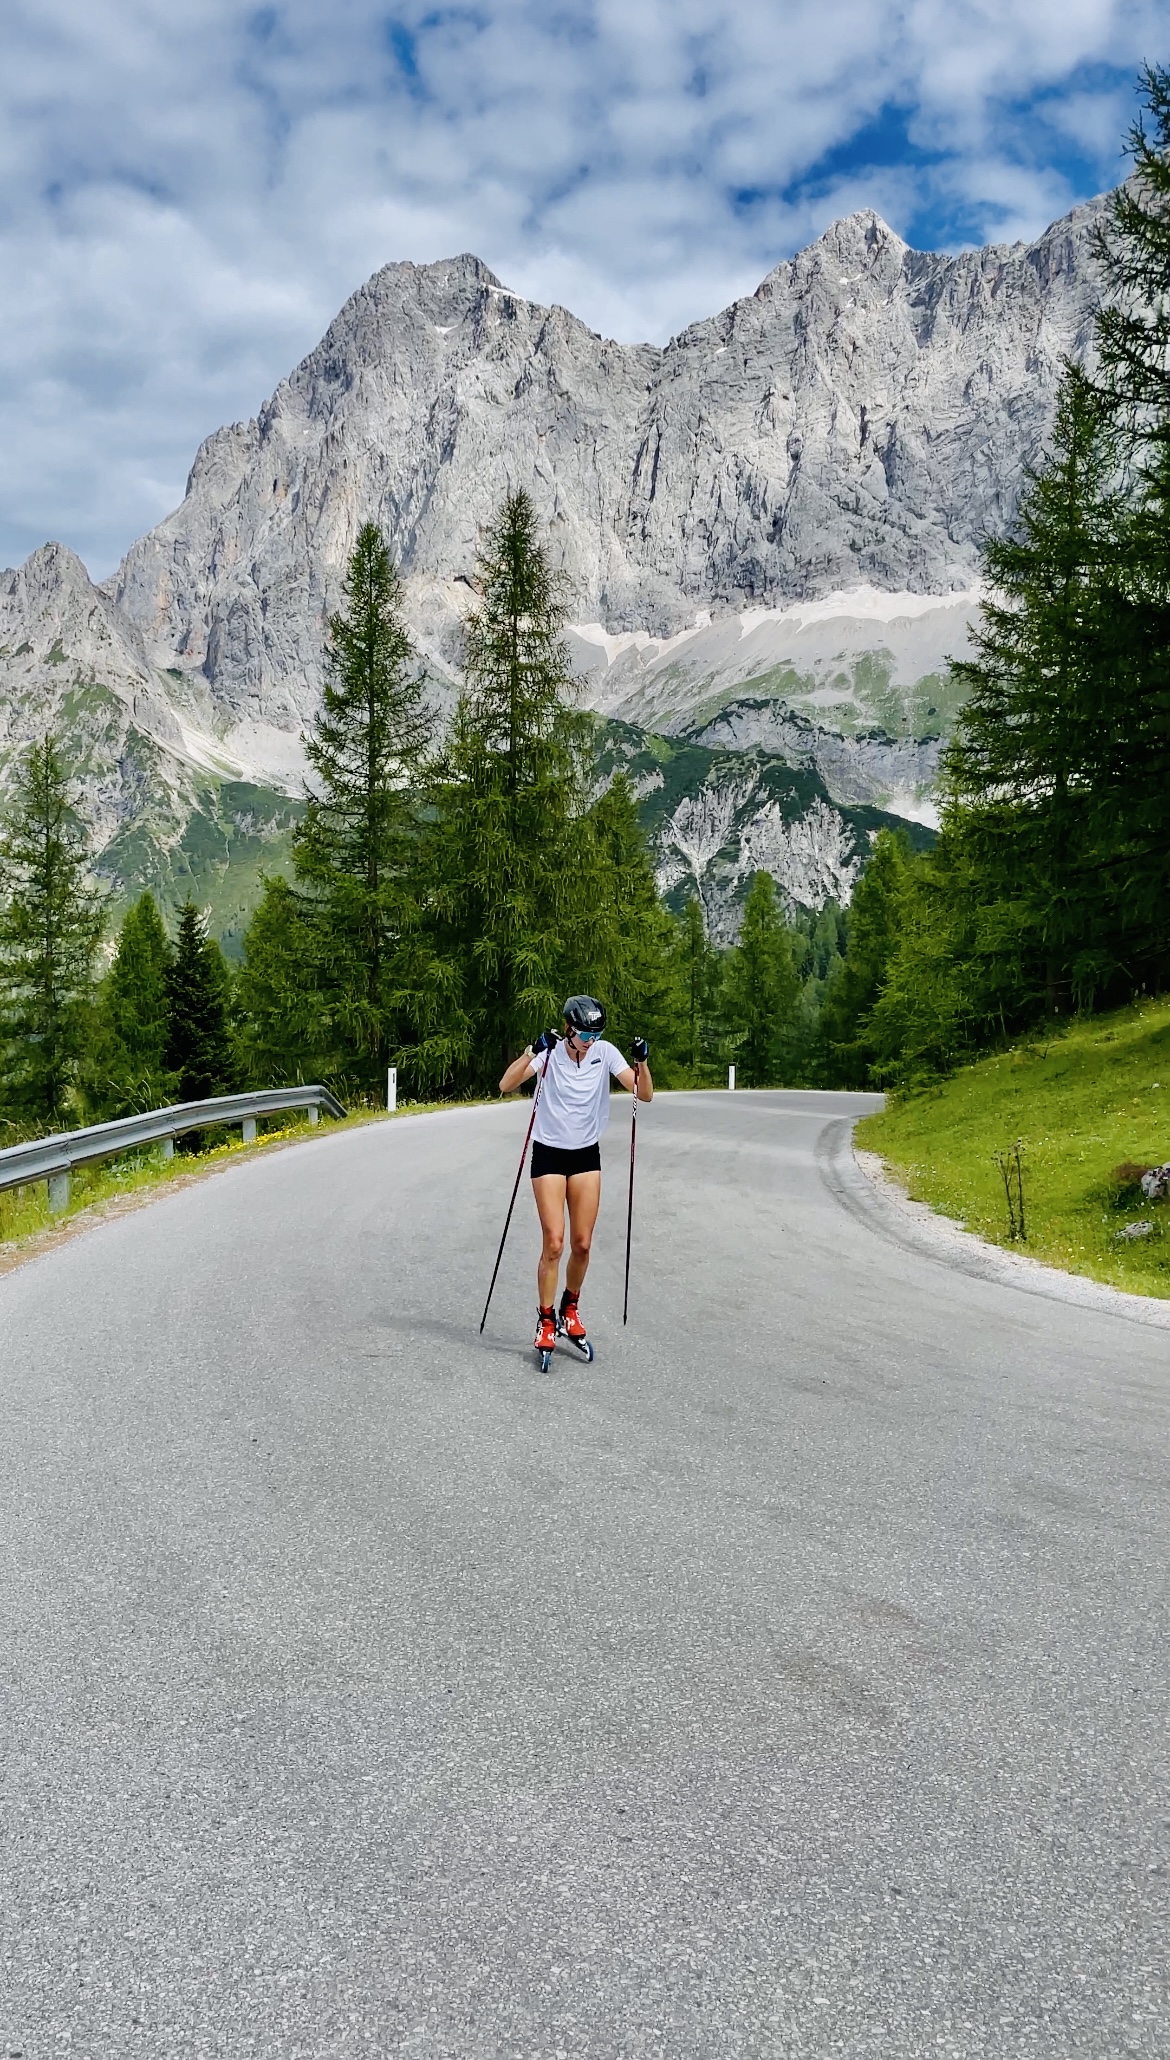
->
<box><xmin>1092</xmin><ymin>455</ymin><xmax>1170</xmax><ymax>987</ymax></box>
<box><xmin>1093</xmin><ymin>65</ymin><xmax>1170</xmax><ymax>451</ymax></box>
<box><xmin>1088</xmin><ymin>75</ymin><xmax>1170</xmax><ymax>988</ymax></box>
<box><xmin>293</xmin><ymin>522</ymin><xmax>433</xmax><ymax>1091</ymax></box>
<box><xmin>165</xmin><ymin>903</ymin><xmax>235</xmax><ymax>1103</ymax></box>
<box><xmin>817</xmin><ymin>832</ymin><xmax>912</xmax><ymax>1085</ymax></box>
<box><xmin>237</xmin><ymin>876</ymin><xmax>328</xmax><ymax>1088</ymax></box>
<box><xmin>674</xmin><ymin>894</ymin><xmax>719</xmax><ymax>1080</ymax></box>
<box><xmin>0</xmin><ymin>734</ymin><xmax>104</xmax><ymax>1128</ymax></box>
<box><xmin>863</xmin><ymin>838</ymin><xmax>971</xmax><ymax>1084</ymax></box>
<box><xmin>587</xmin><ymin>773</ymin><xmax>677</xmax><ymax>1067</ymax></box>
<box><xmin>86</xmin><ymin>892</ymin><xmax>174</xmax><ymax>1117</ymax></box>
<box><xmin>945</xmin><ymin>367</ymin><xmax>1124</xmax><ymax>1008</ymax></box>
<box><xmin>424</xmin><ymin>488</ymin><xmax>596</xmax><ymax>1090</ymax></box>
<box><xmin>723</xmin><ymin>871</ymin><xmax>799</xmax><ymax>1087</ymax></box>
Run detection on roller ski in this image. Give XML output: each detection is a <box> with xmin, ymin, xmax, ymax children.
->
<box><xmin>532</xmin><ymin>1297</ymin><xmax>595</xmax><ymax>1372</ymax></box>
<box><xmin>534</xmin><ymin>1306</ymin><xmax>558</xmax><ymax>1373</ymax></box>
<box><xmin>556</xmin><ymin>1289</ymin><xmax>595</xmax><ymax>1362</ymax></box>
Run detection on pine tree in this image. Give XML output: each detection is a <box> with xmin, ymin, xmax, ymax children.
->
<box><xmin>723</xmin><ymin>871</ymin><xmax>799</xmax><ymax>1087</ymax></box>
<box><xmin>587</xmin><ymin>773</ymin><xmax>677</xmax><ymax>1067</ymax></box>
<box><xmin>1081</xmin><ymin>64</ymin><xmax>1170</xmax><ymax>992</ymax></box>
<box><xmin>673</xmin><ymin>894</ymin><xmax>720</xmax><ymax>1079</ymax></box>
<box><xmin>864</xmin><ymin>838</ymin><xmax>971</xmax><ymax>1084</ymax></box>
<box><xmin>817</xmin><ymin>832</ymin><xmax>912</xmax><ymax>1085</ymax></box>
<box><xmin>1092</xmin><ymin>454</ymin><xmax>1170</xmax><ymax>988</ymax></box>
<box><xmin>293</xmin><ymin>522</ymin><xmax>433</xmax><ymax>1091</ymax></box>
<box><xmin>423</xmin><ymin>488</ymin><xmax>596</xmax><ymax>1090</ymax></box>
<box><xmin>0</xmin><ymin>734</ymin><xmax>104</xmax><ymax>1128</ymax></box>
<box><xmin>945</xmin><ymin>367</ymin><xmax>1125</xmax><ymax>1008</ymax></box>
<box><xmin>1093</xmin><ymin>65</ymin><xmax>1170</xmax><ymax>452</ymax></box>
<box><xmin>236</xmin><ymin>876</ymin><xmax>328</xmax><ymax>1088</ymax></box>
<box><xmin>165</xmin><ymin>903</ymin><xmax>235</xmax><ymax>1103</ymax></box>
<box><xmin>86</xmin><ymin>892</ymin><xmax>174</xmax><ymax>1117</ymax></box>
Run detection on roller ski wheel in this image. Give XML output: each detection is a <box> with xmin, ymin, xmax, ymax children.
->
<box><xmin>534</xmin><ymin>1307</ymin><xmax>558</xmax><ymax>1374</ymax></box>
<box><xmin>557</xmin><ymin>1292</ymin><xmax>595</xmax><ymax>1363</ymax></box>
<box><xmin>559</xmin><ymin>1332</ymin><xmax>594</xmax><ymax>1363</ymax></box>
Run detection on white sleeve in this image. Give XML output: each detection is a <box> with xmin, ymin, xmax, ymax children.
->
<box><xmin>607</xmin><ymin>1041</ymin><xmax>629</xmax><ymax>1076</ymax></box>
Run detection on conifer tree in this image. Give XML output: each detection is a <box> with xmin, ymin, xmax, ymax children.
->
<box><xmin>1093</xmin><ymin>65</ymin><xmax>1170</xmax><ymax>451</ymax></box>
<box><xmin>723</xmin><ymin>871</ymin><xmax>799</xmax><ymax>1087</ymax></box>
<box><xmin>236</xmin><ymin>877</ymin><xmax>328</xmax><ymax>1088</ymax></box>
<box><xmin>863</xmin><ymin>839</ymin><xmax>972</xmax><ymax>1084</ymax></box>
<box><xmin>673</xmin><ymin>894</ymin><xmax>719</xmax><ymax>1080</ymax></box>
<box><xmin>293</xmin><ymin>522</ymin><xmax>433</xmax><ymax>1091</ymax></box>
<box><xmin>587</xmin><ymin>773</ymin><xmax>677</xmax><ymax>1066</ymax></box>
<box><xmin>0</xmin><ymin>734</ymin><xmax>103</xmax><ymax>1127</ymax></box>
<box><xmin>423</xmin><ymin>489</ymin><xmax>596</xmax><ymax>1090</ymax></box>
<box><xmin>945</xmin><ymin>367</ymin><xmax>1124</xmax><ymax>1008</ymax></box>
<box><xmin>817</xmin><ymin>831</ymin><xmax>912</xmax><ymax>1085</ymax></box>
<box><xmin>1091</xmin><ymin>456</ymin><xmax>1170</xmax><ymax>988</ymax></box>
<box><xmin>1087</xmin><ymin>72</ymin><xmax>1170</xmax><ymax>988</ymax></box>
<box><xmin>165</xmin><ymin>902</ymin><xmax>235</xmax><ymax>1102</ymax></box>
<box><xmin>86</xmin><ymin>892</ymin><xmax>174</xmax><ymax>1117</ymax></box>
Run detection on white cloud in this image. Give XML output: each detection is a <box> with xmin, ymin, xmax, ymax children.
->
<box><xmin>0</xmin><ymin>0</ymin><xmax>1164</xmax><ymax>576</ymax></box>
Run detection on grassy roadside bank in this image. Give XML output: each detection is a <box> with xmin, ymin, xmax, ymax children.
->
<box><xmin>0</xmin><ymin>1101</ymin><xmax>467</xmax><ymax>1271</ymax></box>
<box><xmin>854</xmin><ymin>998</ymin><xmax>1170</xmax><ymax>1300</ymax></box>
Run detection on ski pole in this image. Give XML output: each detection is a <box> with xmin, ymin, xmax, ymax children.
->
<box><xmin>479</xmin><ymin>1041</ymin><xmax>554</xmax><ymax>1334</ymax></box>
<box><xmin>622</xmin><ymin>1060</ymin><xmax>640</xmax><ymax>1325</ymax></box>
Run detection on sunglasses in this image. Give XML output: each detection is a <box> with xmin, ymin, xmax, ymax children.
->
<box><xmin>568</xmin><ymin>1027</ymin><xmax>601</xmax><ymax>1042</ymax></box>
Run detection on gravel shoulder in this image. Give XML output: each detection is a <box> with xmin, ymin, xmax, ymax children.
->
<box><xmin>828</xmin><ymin>1127</ymin><xmax>1170</xmax><ymax>1333</ymax></box>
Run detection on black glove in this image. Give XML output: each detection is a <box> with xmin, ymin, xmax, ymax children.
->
<box><xmin>531</xmin><ymin>1029</ymin><xmax>559</xmax><ymax>1056</ymax></box>
<box><xmin>631</xmin><ymin>1036</ymin><xmax>649</xmax><ymax>1063</ymax></box>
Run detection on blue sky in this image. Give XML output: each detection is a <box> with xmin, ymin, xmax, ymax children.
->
<box><xmin>1</xmin><ymin>1</ymin><xmax>1165</xmax><ymax>577</ymax></box>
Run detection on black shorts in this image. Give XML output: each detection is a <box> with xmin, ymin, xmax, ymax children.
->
<box><xmin>531</xmin><ymin>1140</ymin><xmax>601</xmax><ymax>1179</ymax></box>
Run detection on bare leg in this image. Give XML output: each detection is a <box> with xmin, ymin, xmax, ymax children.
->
<box><xmin>532</xmin><ymin>1174</ymin><xmax>567</xmax><ymax>1308</ymax></box>
<box><xmin>564</xmin><ymin>1170</ymin><xmax>602</xmax><ymax>1297</ymax></box>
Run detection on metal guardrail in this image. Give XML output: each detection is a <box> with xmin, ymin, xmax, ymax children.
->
<box><xmin>0</xmin><ymin>1086</ymin><xmax>348</xmax><ymax>1214</ymax></box>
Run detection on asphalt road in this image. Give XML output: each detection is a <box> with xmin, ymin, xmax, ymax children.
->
<box><xmin>2</xmin><ymin>1091</ymin><xmax>1167</xmax><ymax>2059</ymax></box>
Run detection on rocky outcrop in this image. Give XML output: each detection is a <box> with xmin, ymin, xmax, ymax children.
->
<box><xmin>598</xmin><ymin>722</ymin><xmax>935</xmax><ymax>943</ymax></box>
<box><xmin>688</xmin><ymin>698</ymin><xmax>942</xmax><ymax>822</ymax></box>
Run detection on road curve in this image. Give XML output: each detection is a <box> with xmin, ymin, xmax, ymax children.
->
<box><xmin>2</xmin><ymin>1090</ymin><xmax>1167</xmax><ymax>2058</ymax></box>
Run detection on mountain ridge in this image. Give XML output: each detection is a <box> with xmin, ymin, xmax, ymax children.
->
<box><xmin>0</xmin><ymin>193</ymin><xmax>1108</xmax><ymax>932</ymax></box>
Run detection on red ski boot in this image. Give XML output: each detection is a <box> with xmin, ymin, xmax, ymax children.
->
<box><xmin>534</xmin><ymin>1306</ymin><xmax>558</xmax><ymax>1372</ymax></box>
<box><xmin>557</xmin><ymin>1290</ymin><xmax>595</xmax><ymax>1362</ymax></box>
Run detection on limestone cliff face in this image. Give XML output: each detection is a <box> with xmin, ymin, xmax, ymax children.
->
<box><xmin>1</xmin><ymin>543</ymin><xmax>183</xmax><ymax>763</ymax></box>
<box><xmin>688</xmin><ymin>699</ymin><xmax>942</xmax><ymax>823</ymax></box>
<box><xmin>0</xmin><ymin>198</ymin><xmax>1106</xmax><ymax>931</ymax></box>
<box><xmin>103</xmin><ymin>203</ymin><xmax>1101</xmax><ymax>733</ymax></box>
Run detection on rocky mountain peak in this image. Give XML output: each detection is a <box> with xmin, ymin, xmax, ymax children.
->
<box><xmin>794</xmin><ymin>206</ymin><xmax>907</xmax><ymax>267</ymax></box>
<box><xmin>3</xmin><ymin>539</ymin><xmax>153</xmax><ymax>680</ymax></box>
<box><xmin>97</xmin><ymin>190</ymin><xmax>1101</xmax><ymax>731</ymax></box>
<box><xmin>0</xmin><ymin>191</ymin><xmax>1122</xmax><ymax>935</ymax></box>
<box><xmin>4</xmin><ymin>538</ymin><xmax>93</xmax><ymax>606</ymax></box>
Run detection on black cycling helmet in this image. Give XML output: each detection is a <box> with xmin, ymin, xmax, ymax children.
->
<box><xmin>562</xmin><ymin>994</ymin><xmax>606</xmax><ymax>1036</ymax></box>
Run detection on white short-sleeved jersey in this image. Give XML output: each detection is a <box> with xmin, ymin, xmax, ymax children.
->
<box><xmin>528</xmin><ymin>1037</ymin><xmax>629</xmax><ymax>1150</ymax></box>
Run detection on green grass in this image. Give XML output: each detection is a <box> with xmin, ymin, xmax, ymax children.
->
<box><xmin>855</xmin><ymin>997</ymin><xmax>1170</xmax><ymax>1299</ymax></box>
<box><xmin>0</xmin><ymin>1101</ymin><xmax>459</xmax><ymax>1254</ymax></box>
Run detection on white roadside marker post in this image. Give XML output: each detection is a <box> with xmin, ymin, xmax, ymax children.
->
<box><xmin>728</xmin><ymin>1065</ymin><xmax>736</xmax><ymax>1091</ymax></box>
<box><xmin>387</xmin><ymin>1067</ymin><xmax>397</xmax><ymax>1113</ymax></box>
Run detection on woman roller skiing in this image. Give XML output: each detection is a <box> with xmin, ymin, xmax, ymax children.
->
<box><xmin>499</xmin><ymin>996</ymin><xmax>652</xmax><ymax>1369</ymax></box>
